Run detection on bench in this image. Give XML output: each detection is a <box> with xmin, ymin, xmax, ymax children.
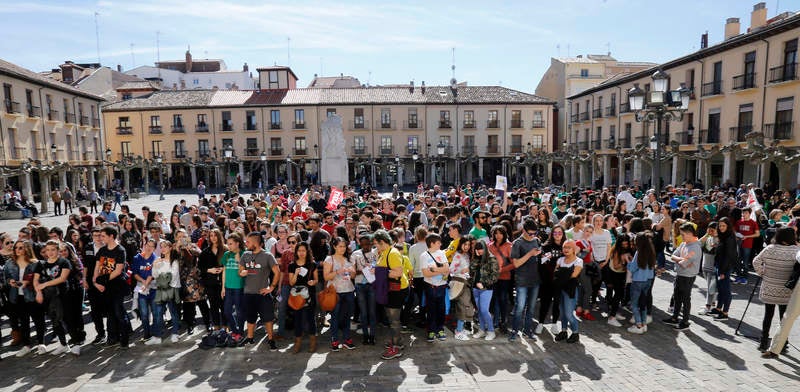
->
<box><xmin>0</xmin><ymin>210</ymin><xmax>25</xmax><ymax>220</ymax></box>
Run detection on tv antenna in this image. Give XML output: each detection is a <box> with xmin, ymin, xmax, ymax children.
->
<box><xmin>94</xmin><ymin>12</ymin><xmax>101</xmax><ymax>65</ymax></box>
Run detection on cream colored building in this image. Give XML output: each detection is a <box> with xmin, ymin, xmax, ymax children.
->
<box><xmin>102</xmin><ymin>67</ymin><xmax>556</xmax><ymax>190</ymax></box>
<box><xmin>1</xmin><ymin>58</ymin><xmax>106</xmax><ymax>212</ymax></box>
<box><xmin>567</xmin><ymin>2</ymin><xmax>800</xmax><ymax>190</ymax></box>
<box><xmin>536</xmin><ymin>55</ymin><xmax>656</xmax><ymax>148</ymax></box>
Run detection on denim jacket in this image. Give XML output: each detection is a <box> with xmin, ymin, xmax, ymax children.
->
<box><xmin>3</xmin><ymin>261</ymin><xmax>37</xmax><ymax>303</ymax></box>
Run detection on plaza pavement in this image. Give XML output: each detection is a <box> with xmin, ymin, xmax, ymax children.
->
<box><xmin>1</xmin><ymin>193</ymin><xmax>800</xmax><ymax>391</ymax></box>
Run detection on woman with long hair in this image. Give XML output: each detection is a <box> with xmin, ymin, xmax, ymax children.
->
<box><xmin>488</xmin><ymin>225</ymin><xmax>514</xmax><ymax>333</ymax></box>
<box><xmin>323</xmin><ymin>236</ymin><xmax>357</xmax><ymax>351</ymax></box>
<box><xmin>627</xmin><ymin>232</ymin><xmax>656</xmax><ymax>334</ymax></box>
<box><xmin>713</xmin><ymin>217</ymin><xmax>738</xmax><ymax>321</ymax></box>
<box><xmin>289</xmin><ymin>241</ymin><xmax>318</xmax><ymax>353</ymax></box>
<box><xmin>149</xmin><ymin>240</ymin><xmax>181</xmax><ymax>344</ymax></box>
<box><xmin>273</xmin><ymin>225</ymin><xmax>294</xmax><ymax>339</ymax></box>
<box><xmin>198</xmin><ymin>228</ymin><xmax>226</xmax><ymax>332</ymax></box>
<box><xmin>604</xmin><ymin>235</ymin><xmax>632</xmax><ymax>327</ymax></box>
<box><xmin>539</xmin><ymin>225</ymin><xmax>566</xmax><ymax>334</ymax></box>
<box><xmin>58</xmin><ymin>242</ymin><xmax>86</xmax><ymax>348</ymax></box>
<box><xmin>450</xmin><ymin>235</ymin><xmax>474</xmax><ymax>341</ymax></box>
<box><xmin>174</xmin><ymin>230</ymin><xmax>210</xmax><ymax>334</ymax></box>
<box><xmin>5</xmin><ymin>240</ymin><xmax>46</xmax><ymax>356</ymax></box>
<box><xmin>470</xmin><ymin>240</ymin><xmax>499</xmax><ymax>340</ymax></box>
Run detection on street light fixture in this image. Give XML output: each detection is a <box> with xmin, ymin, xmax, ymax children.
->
<box><xmin>155</xmin><ymin>154</ymin><xmax>164</xmax><ymax>200</ymax></box>
<box><xmin>628</xmin><ymin>70</ymin><xmax>690</xmax><ymax>196</ymax></box>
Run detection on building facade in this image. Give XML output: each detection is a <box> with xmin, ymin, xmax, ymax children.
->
<box><xmin>125</xmin><ymin>50</ymin><xmax>255</xmax><ymax>91</ymax></box>
<box><xmin>566</xmin><ymin>3</ymin><xmax>800</xmax><ymax>190</ymax></box>
<box><xmin>1</xmin><ymin>58</ymin><xmax>106</xmax><ymax>212</ymax></box>
<box><xmin>102</xmin><ymin>67</ymin><xmax>557</xmax><ymax>190</ymax></box>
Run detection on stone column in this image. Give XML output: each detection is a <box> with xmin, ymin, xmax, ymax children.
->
<box><xmin>190</xmin><ymin>166</ymin><xmax>197</xmax><ymax>187</ymax></box>
<box><xmin>21</xmin><ymin>172</ymin><xmax>33</xmax><ymax>201</ymax></box>
<box><xmin>779</xmin><ymin>163</ymin><xmax>792</xmax><ymax>190</ymax></box>
<box><xmin>478</xmin><ymin>159</ymin><xmax>484</xmax><ymax>181</ymax></box>
<box><xmin>672</xmin><ymin>157</ymin><xmax>680</xmax><ymax>186</ymax></box>
<box><xmin>545</xmin><ymin>162</ymin><xmax>552</xmax><ymax>185</ymax></box>
<box><xmin>603</xmin><ymin>155</ymin><xmax>611</xmax><ymax>187</ymax></box>
<box><xmin>722</xmin><ymin>152</ymin><xmax>733</xmax><ymax>185</ymax></box>
<box><xmin>143</xmin><ymin>165</ymin><xmax>150</xmax><ymax>194</ymax></box>
<box><xmin>40</xmin><ymin>173</ymin><xmax>51</xmax><ymax>214</ymax></box>
<box><xmin>88</xmin><ymin>168</ymin><xmax>96</xmax><ymax>190</ymax></box>
<box><xmin>525</xmin><ymin>166</ymin><xmax>531</xmax><ymax>187</ymax></box>
<box><xmin>569</xmin><ymin>161</ymin><xmax>576</xmax><ymax>189</ymax></box>
<box><xmin>633</xmin><ymin>160</ymin><xmax>642</xmax><ymax>185</ymax></box>
<box><xmin>59</xmin><ymin>170</ymin><xmax>67</xmax><ymax>190</ymax></box>
<box><xmin>123</xmin><ymin>169</ymin><xmax>131</xmax><ymax>193</ymax></box>
<box><xmin>72</xmin><ymin>170</ymin><xmax>81</xmax><ymax>192</ymax></box>
<box><xmin>238</xmin><ymin>161</ymin><xmax>245</xmax><ymax>187</ymax></box>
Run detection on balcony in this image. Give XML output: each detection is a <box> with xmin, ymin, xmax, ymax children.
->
<box><xmin>270</xmin><ymin>147</ymin><xmax>284</xmax><ymax>156</ymax></box>
<box><xmin>699</xmin><ymin>128</ymin><xmax>721</xmax><ymax>144</ymax></box>
<box><xmin>196</xmin><ymin>150</ymin><xmax>212</xmax><ymax>160</ymax></box>
<box><xmin>293</xmin><ymin>121</ymin><xmax>306</xmax><ymax>129</ymax></box>
<box><xmin>510</xmin><ymin>144</ymin><xmax>524</xmax><ymax>154</ymax></box>
<box><xmin>116</xmin><ymin>126</ymin><xmax>133</xmax><ymax>135</ymax></box>
<box><xmin>352</xmin><ymin>146</ymin><xmax>368</xmax><ymax>156</ymax></box>
<box><xmin>92</xmin><ymin>118</ymin><xmax>100</xmax><ymax>128</ymax></box>
<box><xmin>149</xmin><ymin>151</ymin><xmax>164</xmax><ymax>159</ymax></box>
<box><xmin>531</xmin><ymin>120</ymin><xmax>545</xmax><ymax>128</ymax></box>
<box><xmin>293</xmin><ymin>148</ymin><xmax>307</xmax><ymax>156</ymax></box>
<box><xmin>461</xmin><ymin>145</ymin><xmax>476</xmax><ymax>155</ymax></box>
<box><xmin>635</xmin><ymin>136</ymin><xmax>649</xmax><ymax>146</ymax></box>
<box><xmin>27</xmin><ymin>105</ymin><xmax>41</xmax><ymax>118</ymax></box>
<box><xmin>510</xmin><ymin>120</ymin><xmax>524</xmax><ymax>129</ymax></box>
<box><xmin>149</xmin><ymin>126</ymin><xmax>163</xmax><ymax>134</ymax></box>
<box><xmin>3</xmin><ymin>100</ymin><xmax>20</xmax><ymax>114</ymax></box>
<box><xmin>531</xmin><ymin>145</ymin><xmax>546</xmax><ymax>153</ymax></box>
<box><xmin>403</xmin><ymin>120</ymin><xmax>418</xmax><ymax>129</ymax></box>
<box><xmin>270</xmin><ymin>121</ymin><xmax>282</xmax><ymax>130</ymax></box>
<box><xmin>83</xmin><ymin>151</ymin><xmax>95</xmax><ymax>161</ymax></box>
<box><xmin>732</xmin><ymin>73</ymin><xmax>757</xmax><ymax>90</ymax></box>
<box><xmin>196</xmin><ymin>124</ymin><xmax>209</xmax><ymax>133</ymax></box>
<box><xmin>463</xmin><ymin>121</ymin><xmax>476</xmax><ymax>129</ymax></box>
<box><xmin>379</xmin><ymin>120</ymin><xmax>396</xmax><ymax>130</ymax></box>
<box><xmin>592</xmin><ymin>140</ymin><xmax>601</xmax><ymax>150</ymax></box>
<box><xmin>675</xmin><ymin>131</ymin><xmax>694</xmax><ymax>145</ymax></box>
<box><xmin>486</xmin><ymin>145</ymin><xmax>500</xmax><ymax>155</ymax></box>
<box><xmin>65</xmin><ymin>112</ymin><xmax>76</xmax><ymax>124</ymax></box>
<box><xmin>486</xmin><ymin>120</ymin><xmax>499</xmax><ymax>129</ymax></box>
<box><xmin>619</xmin><ymin>103</ymin><xmax>631</xmax><ymax>114</ymax></box>
<box><xmin>10</xmin><ymin>147</ymin><xmax>26</xmax><ymax>160</ymax></box>
<box><xmin>701</xmin><ymin>80</ymin><xmax>723</xmax><ymax>97</ymax></box>
<box><xmin>47</xmin><ymin>109</ymin><xmax>59</xmax><ymax>121</ymax></box>
<box><xmin>171</xmin><ymin>125</ymin><xmax>185</xmax><ymax>133</ymax></box>
<box><xmin>764</xmin><ymin>122</ymin><xmax>793</xmax><ymax>140</ymax></box>
<box><xmin>350</xmin><ymin>120</ymin><xmax>367</xmax><ymax>130</ymax></box>
<box><xmin>592</xmin><ymin>109</ymin><xmax>603</xmax><ymax>119</ymax></box>
<box><xmin>768</xmin><ymin>62</ymin><xmax>798</xmax><ymax>83</ymax></box>
<box><xmin>577</xmin><ymin>141</ymin><xmax>589</xmax><ymax>151</ymax></box>
<box><xmin>604</xmin><ymin>140</ymin><xmax>616</xmax><ymax>149</ymax></box>
<box><xmin>172</xmin><ymin>150</ymin><xmax>188</xmax><ymax>159</ymax></box>
<box><xmin>618</xmin><ymin>138</ymin><xmax>631</xmax><ymax>148</ymax></box>
<box><xmin>604</xmin><ymin>106</ymin><xmax>616</xmax><ymax>117</ymax></box>
<box><xmin>439</xmin><ymin>120</ymin><xmax>451</xmax><ymax>129</ymax></box>
<box><xmin>406</xmin><ymin>145</ymin><xmax>420</xmax><ymax>156</ymax></box>
<box><xmin>729</xmin><ymin>125</ymin><xmax>752</xmax><ymax>142</ymax></box>
<box><xmin>80</xmin><ymin>115</ymin><xmax>89</xmax><ymax>126</ymax></box>
<box><xmin>579</xmin><ymin>112</ymin><xmax>589</xmax><ymax>121</ymax></box>
<box><xmin>244</xmin><ymin>147</ymin><xmax>260</xmax><ymax>157</ymax></box>
<box><xmin>379</xmin><ymin>146</ymin><xmax>394</xmax><ymax>156</ymax></box>
<box><xmin>220</xmin><ymin>122</ymin><xmax>233</xmax><ymax>132</ymax></box>
<box><xmin>570</xmin><ymin>114</ymin><xmax>579</xmax><ymax>123</ymax></box>
<box><xmin>117</xmin><ymin>152</ymin><xmax>134</xmax><ymax>160</ymax></box>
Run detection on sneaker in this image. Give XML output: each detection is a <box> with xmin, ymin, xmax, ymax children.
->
<box><xmin>91</xmin><ymin>335</ymin><xmax>106</xmax><ymax>345</ymax></box>
<box><xmin>508</xmin><ymin>331</ymin><xmax>517</xmax><ymax>342</ymax></box>
<box><xmin>69</xmin><ymin>345</ymin><xmax>81</xmax><ymax>356</ymax></box>
<box><xmin>455</xmin><ymin>331</ymin><xmax>470</xmax><ymax>341</ymax></box>
<box><xmin>615</xmin><ymin>314</ymin><xmax>627</xmax><ymax>321</ymax></box>
<box><xmin>762</xmin><ymin>351</ymin><xmax>779</xmax><ymax>359</ymax></box>
<box><xmin>105</xmin><ymin>340</ymin><xmax>120</xmax><ymax>348</ymax></box>
<box><xmin>554</xmin><ymin>331</ymin><xmax>568</xmax><ymax>341</ymax></box>
<box><xmin>170</xmin><ymin>335</ymin><xmax>180</xmax><ymax>343</ymax></box>
<box><xmin>674</xmin><ymin>322</ymin><xmax>690</xmax><ymax>331</ymax></box>
<box><xmin>566</xmin><ymin>333</ymin><xmax>580</xmax><ymax>343</ymax></box>
<box><xmin>243</xmin><ymin>337</ymin><xmax>255</xmax><ymax>345</ymax></box>
<box><xmin>15</xmin><ymin>346</ymin><xmax>32</xmax><ymax>357</ymax></box>
<box><xmin>662</xmin><ymin>317</ymin><xmax>680</xmax><ymax>326</ymax></box>
<box><xmin>437</xmin><ymin>331</ymin><xmax>447</xmax><ymax>341</ymax></box>
<box><xmin>268</xmin><ymin>339</ymin><xmax>278</xmax><ymax>351</ymax></box>
<box><xmin>342</xmin><ymin>339</ymin><xmax>356</xmax><ymax>350</ymax></box>
<box><xmin>384</xmin><ymin>340</ymin><xmax>405</xmax><ymax>350</ymax></box>
<box><xmin>629</xmin><ymin>316</ymin><xmax>637</xmax><ymax>324</ymax></box>
<box><xmin>523</xmin><ymin>330</ymin><xmax>537</xmax><ymax>340</ymax></box>
<box><xmin>709</xmin><ymin>308</ymin><xmax>721</xmax><ymax>316</ymax></box>
<box><xmin>550</xmin><ymin>324</ymin><xmax>560</xmax><ymax>335</ymax></box>
<box><xmin>381</xmin><ymin>346</ymin><xmax>403</xmax><ymax>360</ymax></box>
<box><xmin>330</xmin><ymin>341</ymin><xmax>340</xmax><ymax>352</ymax></box>
<box><xmin>120</xmin><ymin>342</ymin><xmax>133</xmax><ymax>350</ymax></box>
<box><xmin>51</xmin><ymin>343</ymin><xmax>69</xmax><ymax>355</ymax></box>
<box><xmin>608</xmin><ymin>318</ymin><xmax>622</xmax><ymax>327</ymax></box>
<box><xmin>627</xmin><ymin>325</ymin><xmax>645</xmax><ymax>334</ymax></box>
<box><xmin>426</xmin><ymin>332</ymin><xmax>436</xmax><ymax>342</ymax></box>
<box><xmin>698</xmin><ymin>307</ymin><xmax>712</xmax><ymax>316</ymax></box>
<box><xmin>145</xmin><ymin>337</ymin><xmax>162</xmax><ymax>345</ymax></box>
<box><xmin>534</xmin><ymin>324</ymin><xmax>544</xmax><ymax>335</ymax></box>
<box><xmin>646</xmin><ymin>315</ymin><xmax>653</xmax><ymax>324</ymax></box>
<box><xmin>36</xmin><ymin>344</ymin><xmax>48</xmax><ymax>355</ymax></box>
<box><xmin>668</xmin><ymin>306</ymin><xmax>674</xmax><ymax>314</ymax></box>
<box><xmin>485</xmin><ymin>331</ymin><xmax>496</xmax><ymax>341</ymax></box>
<box><xmin>582</xmin><ymin>312</ymin><xmax>596</xmax><ymax>321</ymax></box>
<box><xmin>473</xmin><ymin>329</ymin><xmax>486</xmax><ymax>339</ymax></box>
<box><xmin>714</xmin><ymin>313</ymin><xmax>729</xmax><ymax>321</ymax></box>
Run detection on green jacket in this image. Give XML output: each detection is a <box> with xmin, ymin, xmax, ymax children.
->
<box><xmin>469</xmin><ymin>254</ymin><xmax>499</xmax><ymax>289</ymax></box>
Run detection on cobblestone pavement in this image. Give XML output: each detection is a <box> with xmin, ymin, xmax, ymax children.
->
<box><xmin>1</xmin><ymin>193</ymin><xmax>800</xmax><ymax>391</ymax></box>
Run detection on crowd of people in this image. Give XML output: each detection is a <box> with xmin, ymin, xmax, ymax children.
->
<box><xmin>1</xmin><ymin>180</ymin><xmax>799</xmax><ymax>361</ymax></box>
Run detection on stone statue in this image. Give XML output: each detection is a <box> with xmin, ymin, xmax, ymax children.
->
<box><xmin>319</xmin><ymin>115</ymin><xmax>349</xmax><ymax>186</ymax></box>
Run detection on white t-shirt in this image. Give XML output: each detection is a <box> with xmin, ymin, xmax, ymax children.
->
<box><xmin>557</xmin><ymin>256</ymin><xmax>584</xmax><ymax>269</ymax></box>
<box><xmin>590</xmin><ymin>229</ymin><xmax>613</xmax><ymax>261</ymax></box>
<box><xmin>449</xmin><ymin>252</ymin><xmax>471</xmax><ymax>279</ymax></box>
<box><xmin>421</xmin><ymin>249</ymin><xmax>448</xmax><ymax>286</ymax></box>
<box><xmin>565</xmin><ymin>228</ymin><xmax>584</xmax><ymax>241</ymax></box>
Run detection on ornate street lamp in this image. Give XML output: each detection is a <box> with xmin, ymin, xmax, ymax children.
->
<box><xmin>628</xmin><ymin>70</ymin><xmax>690</xmax><ymax>195</ymax></box>
<box><xmin>412</xmin><ymin>152</ymin><xmax>419</xmax><ymax>184</ymax></box>
<box><xmin>260</xmin><ymin>151</ymin><xmax>268</xmax><ymax>193</ymax></box>
<box><xmin>395</xmin><ymin>154</ymin><xmax>401</xmax><ymax>187</ymax></box>
<box><xmin>285</xmin><ymin>155</ymin><xmax>293</xmax><ymax>188</ymax></box>
<box><xmin>155</xmin><ymin>154</ymin><xmax>164</xmax><ymax>200</ymax></box>
<box><xmin>50</xmin><ymin>143</ymin><xmax>58</xmax><ymax>162</ymax></box>
<box><xmin>223</xmin><ymin>144</ymin><xmax>234</xmax><ymax>190</ymax></box>
<box><xmin>436</xmin><ymin>142</ymin><xmax>446</xmax><ymax>185</ymax></box>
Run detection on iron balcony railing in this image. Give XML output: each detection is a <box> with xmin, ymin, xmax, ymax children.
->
<box><xmin>270</xmin><ymin>121</ymin><xmax>282</xmax><ymax>130</ymax></box>
<box><xmin>439</xmin><ymin>120</ymin><xmax>451</xmax><ymax>129</ymax></box>
<box><xmin>768</xmin><ymin>62</ymin><xmax>798</xmax><ymax>83</ymax></box>
<box><xmin>350</xmin><ymin>120</ymin><xmax>367</xmax><ymax>130</ymax></box>
<box><xmin>27</xmin><ymin>105</ymin><xmax>41</xmax><ymax>118</ymax></box>
<box><xmin>486</xmin><ymin>120</ymin><xmax>499</xmax><ymax>129</ymax></box>
<box><xmin>379</xmin><ymin>120</ymin><xmax>396</xmax><ymax>129</ymax></box>
<box><xmin>699</xmin><ymin>128</ymin><xmax>721</xmax><ymax>144</ymax></box>
<box><xmin>462</xmin><ymin>145</ymin><xmax>476</xmax><ymax>155</ymax></box>
<box><xmin>245</xmin><ymin>122</ymin><xmax>258</xmax><ymax>131</ymax></box>
<box><xmin>764</xmin><ymin>122</ymin><xmax>793</xmax><ymax>140</ymax></box>
<box><xmin>592</xmin><ymin>108</ymin><xmax>603</xmax><ymax>119</ymax></box>
<box><xmin>510</xmin><ymin>144</ymin><xmax>524</xmax><ymax>154</ymax></box>
<box><xmin>270</xmin><ymin>147</ymin><xmax>284</xmax><ymax>156</ymax></box>
<box><xmin>604</xmin><ymin>106</ymin><xmax>616</xmax><ymax>117</ymax></box>
<box><xmin>149</xmin><ymin>126</ymin><xmax>162</xmax><ymax>134</ymax></box>
<box><xmin>196</xmin><ymin>150</ymin><xmax>212</xmax><ymax>159</ymax></box>
<box><xmin>701</xmin><ymin>80</ymin><xmax>723</xmax><ymax>96</ymax></box>
<box><xmin>732</xmin><ymin>73</ymin><xmax>757</xmax><ymax>90</ymax></box>
<box><xmin>221</xmin><ymin>121</ymin><xmax>233</xmax><ymax>132</ymax></box>
<box><xmin>293</xmin><ymin>121</ymin><xmax>306</xmax><ymax>129</ymax></box>
<box><xmin>486</xmin><ymin>145</ymin><xmax>500</xmax><ymax>154</ymax></box>
<box><xmin>729</xmin><ymin>125</ymin><xmax>752</xmax><ymax>142</ymax></box>
<box><xmin>196</xmin><ymin>124</ymin><xmax>209</xmax><ymax>132</ymax></box>
<box><xmin>463</xmin><ymin>120</ymin><xmax>476</xmax><ymax>128</ymax></box>
<box><xmin>116</xmin><ymin>127</ymin><xmax>133</xmax><ymax>135</ymax></box>
<box><xmin>403</xmin><ymin>120</ymin><xmax>418</xmax><ymax>129</ymax></box>
<box><xmin>171</xmin><ymin>125</ymin><xmax>185</xmax><ymax>133</ymax></box>
<box><xmin>531</xmin><ymin>120</ymin><xmax>545</xmax><ymax>128</ymax></box>
<box><xmin>379</xmin><ymin>146</ymin><xmax>394</xmax><ymax>156</ymax></box>
<box><xmin>352</xmin><ymin>146</ymin><xmax>368</xmax><ymax>156</ymax></box>
<box><xmin>172</xmin><ymin>150</ymin><xmax>188</xmax><ymax>159</ymax></box>
<box><xmin>4</xmin><ymin>100</ymin><xmax>20</xmax><ymax>114</ymax></box>
<box><xmin>579</xmin><ymin>112</ymin><xmax>589</xmax><ymax>121</ymax></box>
<box><xmin>510</xmin><ymin>120</ymin><xmax>524</xmax><ymax>129</ymax></box>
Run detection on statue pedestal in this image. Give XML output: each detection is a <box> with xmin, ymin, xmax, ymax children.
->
<box><xmin>320</xmin><ymin>115</ymin><xmax>349</xmax><ymax>187</ymax></box>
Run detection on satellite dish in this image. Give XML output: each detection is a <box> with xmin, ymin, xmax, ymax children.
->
<box><xmin>450</xmin><ymin>78</ymin><xmax>457</xmax><ymax>89</ymax></box>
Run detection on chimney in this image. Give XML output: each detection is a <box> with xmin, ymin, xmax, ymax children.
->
<box><xmin>750</xmin><ymin>2</ymin><xmax>767</xmax><ymax>31</ymax></box>
<box><xmin>421</xmin><ymin>81</ymin><xmax>426</xmax><ymax>93</ymax></box>
<box><xmin>701</xmin><ymin>32</ymin><xmax>708</xmax><ymax>49</ymax></box>
<box><xmin>185</xmin><ymin>49</ymin><xmax>193</xmax><ymax>72</ymax></box>
<box><xmin>243</xmin><ymin>62</ymin><xmax>248</xmax><ymax>72</ymax></box>
<box><xmin>725</xmin><ymin>17</ymin><xmax>740</xmax><ymax>40</ymax></box>
<box><xmin>409</xmin><ymin>80</ymin><xmax>414</xmax><ymax>94</ymax></box>
<box><xmin>117</xmin><ymin>64</ymin><xmax>122</xmax><ymax>72</ymax></box>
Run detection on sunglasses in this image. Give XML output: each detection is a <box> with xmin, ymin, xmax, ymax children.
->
<box><xmin>4</xmin><ymin>241</ymin><xmax>12</xmax><ymax>245</ymax></box>
<box><xmin>288</xmin><ymin>241</ymin><xmax>297</xmax><ymax>245</ymax></box>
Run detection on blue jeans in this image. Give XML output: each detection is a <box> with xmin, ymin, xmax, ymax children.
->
<box><xmin>513</xmin><ymin>284</ymin><xmax>540</xmax><ymax>333</ymax></box>
<box><xmin>137</xmin><ymin>295</ymin><xmax>155</xmax><ymax>338</ymax></box>
<box><xmin>630</xmin><ymin>281</ymin><xmax>651</xmax><ymax>325</ymax></box>
<box><xmin>656</xmin><ymin>251</ymin><xmax>666</xmax><ymax>269</ymax></box>
<box><xmin>152</xmin><ymin>300</ymin><xmax>179</xmax><ymax>337</ymax></box>
<box><xmin>356</xmin><ymin>283</ymin><xmax>377</xmax><ymax>337</ymax></box>
<box><xmin>716</xmin><ymin>271</ymin><xmax>732</xmax><ymax>312</ymax></box>
<box><xmin>223</xmin><ymin>288</ymin><xmax>244</xmax><ymax>334</ymax></box>
<box><xmin>277</xmin><ymin>285</ymin><xmax>291</xmax><ymax>337</ymax></box>
<box><xmin>737</xmin><ymin>246</ymin><xmax>752</xmax><ymax>278</ymax></box>
<box><xmin>491</xmin><ymin>279</ymin><xmax>513</xmax><ymax>328</ymax></box>
<box><xmin>330</xmin><ymin>291</ymin><xmax>355</xmax><ymax>342</ymax></box>
<box><xmin>425</xmin><ymin>284</ymin><xmax>447</xmax><ymax>333</ymax></box>
<box><xmin>473</xmin><ymin>288</ymin><xmax>494</xmax><ymax>332</ymax></box>
<box><xmin>559</xmin><ymin>289</ymin><xmax>579</xmax><ymax>333</ymax></box>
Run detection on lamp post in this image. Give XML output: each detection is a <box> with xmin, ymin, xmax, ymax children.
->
<box><xmin>260</xmin><ymin>151</ymin><xmax>267</xmax><ymax>193</ymax></box>
<box><xmin>649</xmin><ymin>135</ymin><xmax>658</xmax><ymax>189</ymax></box>
<box><xmin>395</xmin><ymin>154</ymin><xmax>401</xmax><ymax>187</ymax></box>
<box><xmin>222</xmin><ymin>144</ymin><xmax>235</xmax><ymax>192</ymax></box>
<box><xmin>515</xmin><ymin>154</ymin><xmax>522</xmax><ymax>185</ymax></box>
<box><xmin>628</xmin><ymin>70</ymin><xmax>690</xmax><ymax>196</ymax></box>
<box><xmin>156</xmin><ymin>155</ymin><xmax>164</xmax><ymax>200</ymax></box>
<box><xmin>313</xmin><ymin>144</ymin><xmax>319</xmax><ymax>185</ymax></box>
<box><xmin>412</xmin><ymin>153</ymin><xmax>419</xmax><ymax>184</ymax></box>
<box><xmin>436</xmin><ymin>142</ymin><xmax>445</xmax><ymax>185</ymax></box>
<box><xmin>285</xmin><ymin>155</ymin><xmax>293</xmax><ymax>189</ymax></box>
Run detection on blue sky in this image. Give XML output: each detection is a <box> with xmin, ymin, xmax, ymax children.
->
<box><xmin>2</xmin><ymin>0</ymin><xmax>798</xmax><ymax>93</ymax></box>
